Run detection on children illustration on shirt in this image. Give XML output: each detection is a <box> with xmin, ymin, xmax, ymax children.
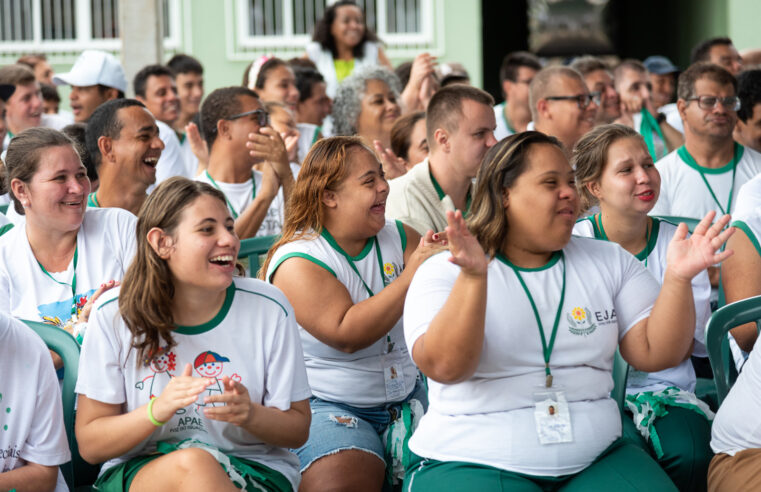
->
<box><xmin>135</xmin><ymin>347</ymin><xmax>177</xmax><ymax>399</ymax></box>
<box><xmin>193</xmin><ymin>351</ymin><xmax>241</xmax><ymax>412</ymax></box>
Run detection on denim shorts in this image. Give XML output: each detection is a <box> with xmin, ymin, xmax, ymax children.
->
<box><xmin>294</xmin><ymin>380</ymin><xmax>428</xmax><ymax>472</ymax></box>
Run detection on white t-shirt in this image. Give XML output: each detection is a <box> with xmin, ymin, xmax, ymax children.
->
<box><xmin>0</xmin><ymin>313</ymin><xmax>71</xmax><ymax>491</ymax></box>
<box><xmin>76</xmin><ymin>278</ymin><xmax>311</xmax><ymax>489</ymax></box>
<box><xmin>659</xmin><ymin>103</ymin><xmax>683</xmax><ymax>134</ymax></box>
<box><xmin>493</xmin><ymin>102</ymin><xmax>516</xmax><ymax>142</ymax></box>
<box><xmin>403</xmin><ymin>237</ymin><xmax>660</xmax><ymax>477</ymax></box>
<box><xmin>633</xmin><ymin>112</ymin><xmax>668</xmax><ymax>161</ymax></box>
<box><xmin>266</xmin><ymin>219</ymin><xmax>416</xmax><ymax>408</ymax></box>
<box><xmin>573</xmin><ymin>216</ymin><xmax>711</xmax><ymax>392</ymax></box>
<box><xmin>0</xmin><ymin>208</ymin><xmax>137</xmax><ymax>333</ymax></box>
<box><xmin>651</xmin><ymin>143</ymin><xmax>761</xmax><ymax>218</ymax></box>
<box><xmin>711</xmin><ymin>339</ymin><xmax>761</xmax><ymax>455</ymax></box>
<box><xmin>732</xmin><ymin>172</ymin><xmax>761</xmax><ymax>245</ymax></box>
<box><xmin>178</xmin><ymin>132</ymin><xmax>200</xmax><ymax>179</ymax></box>
<box><xmin>196</xmin><ymin>167</ymin><xmax>299</xmax><ymax>238</ymax></box>
<box><xmin>297</xmin><ymin>123</ymin><xmax>320</xmax><ymax>165</ymax></box>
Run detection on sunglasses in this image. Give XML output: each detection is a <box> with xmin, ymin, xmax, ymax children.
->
<box><xmin>225</xmin><ymin>108</ymin><xmax>270</xmax><ymax>126</ymax></box>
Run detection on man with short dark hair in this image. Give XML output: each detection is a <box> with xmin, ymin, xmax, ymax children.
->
<box><xmin>494</xmin><ymin>51</ymin><xmax>541</xmax><ymax>140</ymax></box>
<box><xmin>197</xmin><ymin>87</ymin><xmax>294</xmax><ymax>239</ymax></box>
<box><xmin>293</xmin><ymin>66</ymin><xmax>332</xmax><ymax>162</ymax></box>
<box><xmin>529</xmin><ymin>66</ymin><xmax>597</xmax><ymax>153</ymax></box>
<box><xmin>0</xmin><ymin>84</ymin><xmax>13</xmax><ymax>146</ymax></box>
<box><xmin>0</xmin><ymin>65</ymin><xmax>49</xmax><ymax>149</ymax></box>
<box><xmin>652</xmin><ymin>63</ymin><xmax>761</xmax><ymax>219</ymax></box>
<box><xmin>386</xmin><ymin>85</ymin><xmax>496</xmax><ymax>235</ymax></box>
<box><xmin>571</xmin><ymin>56</ymin><xmax>620</xmax><ymax>125</ymax></box>
<box><xmin>86</xmin><ymin>99</ymin><xmax>164</xmax><ymax>215</ymax></box>
<box><xmin>692</xmin><ymin>37</ymin><xmax>743</xmax><ymax>75</ymax></box>
<box><xmin>133</xmin><ymin>64</ymin><xmax>190</xmax><ymax>183</ymax></box>
<box><xmin>167</xmin><ymin>54</ymin><xmax>205</xmax><ymax>177</ymax></box>
<box><xmin>614</xmin><ymin>59</ymin><xmax>683</xmax><ymax>160</ymax></box>
<box><xmin>734</xmin><ymin>69</ymin><xmax>761</xmax><ymax>153</ymax></box>
<box><xmin>52</xmin><ymin>49</ymin><xmax>126</xmax><ymax>123</ymax></box>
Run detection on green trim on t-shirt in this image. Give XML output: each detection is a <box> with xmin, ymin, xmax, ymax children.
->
<box><xmin>174</xmin><ymin>283</ymin><xmax>235</xmax><ymax>335</ymax></box>
<box><xmin>429</xmin><ymin>168</ymin><xmax>446</xmax><ymax>201</ymax></box>
<box><xmin>395</xmin><ymin>220</ymin><xmax>407</xmax><ymax>253</ymax></box>
<box><xmin>97</xmin><ymin>296</ymin><xmax>119</xmax><ymax>311</ymax></box>
<box><xmin>0</xmin><ymin>223</ymin><xmax>13</xmax><ymax>236</ymax></box>
<box><xmin>234</xmin><ymin>286</ymin><xmax>289</xmax><ymax>317</ymax></box>
<box><xmin>267</xmin><ymin>252</ymin><xmax>338</xmax><ymax>283</ymax></box>
<box><xmin>87</xmin><ymin>192</ymin><xmax>100</xmax><ymax>208</ymax></box>
<box><xmin>634</xmin><ymin>217</ymin><xmax>661</xmax><ymax>262</ymax></box>
<box><xmin>496</xmin><ymin>250</ymin><xmax>562</xmax><ymax>272</ymax></box>
<box><xmin>732</xmin><ymin>220</ymin><xmax>761</xmax><ymax>259</ymax></box>
<box><xmin>678</xmin><ymin>143</ymin><xmax>744</xmax><ymax>174</ymax></box>
<box><xmin>321</xmin><ymin>227</ymin><xmax>373</xmax><ymax>260</ymax></box>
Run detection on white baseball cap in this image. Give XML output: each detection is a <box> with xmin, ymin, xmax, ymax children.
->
<box><xmin>53</xmin><ymin>50</ymin><xmax>127</xmax><ymax>93</ymax></box>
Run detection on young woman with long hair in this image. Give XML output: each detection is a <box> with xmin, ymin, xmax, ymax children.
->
<box><xmin>261</xmin><ymin>136</ymin><xmax>444</xmax><ymax>491</ymax></box>
<box><xmin>75</xmin><ymin>177</ymin><xmax>311</xmax><ymax>491</ymax></box>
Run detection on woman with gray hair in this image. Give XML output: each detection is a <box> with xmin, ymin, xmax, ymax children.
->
<box><xmin>332</xmin><ymin>66</ymin><xmax>406</xmax><ymax>178</ymax></box>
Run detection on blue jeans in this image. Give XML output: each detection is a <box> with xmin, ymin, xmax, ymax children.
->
<box><xmin>295</xmin><ymin>380</ymin><xmax>428</xmax><ymax>471</ymax></box>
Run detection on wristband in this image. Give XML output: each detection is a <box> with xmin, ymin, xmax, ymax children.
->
<box><xmin>147</xmin><ymin>397</ymin><xmax>167</xmax><ymax>426</ymax></box>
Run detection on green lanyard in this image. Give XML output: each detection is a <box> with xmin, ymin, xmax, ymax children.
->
<box><xmin>592</xmin><ymin>214</ymin><xmax>651</xmax><ymax>267</ymax></box>
<box><xmin>508</xmin><ymin>252</ymin><xmax>566</xmax><ymax>388</ymax></box>
<box><xmin>500</xmin><ymin>102</ymin><xmax>517</xmax><ymax>134</ymax></box>
<box><xmin>677</xmin><ymin>143</ymin><xmax>742</xmax><ymax>216</ymax></box>
<box><xmin>87</xmin><ymin>192</ymin><xmax>100</xmax><ymax>208</ymax></box>
<box><xmin>204</xmin><ymin>170</ymin><xmax>257</xmax><ymax>219</ymax></box>
<box><xmin>430</xmin><ymin>169</ymin><xmax>472</xmax><ymax>216</ymax></box>
<box><xmin>320</xmin><ymin>228</ymin><xmax>387</xmax><ymax>297</ymax></box>
<box><xmin>37</xmin><ymin>245</ymin><xmax>78</xmax><ymax>319</ymax></box>
<box><xmin>639</xmin><ymin>108</ymin><xmax>667</xmax><ymax>161</ymax></box>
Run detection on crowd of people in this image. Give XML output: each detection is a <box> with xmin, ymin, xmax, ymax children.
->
<box><xmin>3</xmin><ymin>1</ymin><xmax>761</xmax><ymax>491</ymax></box>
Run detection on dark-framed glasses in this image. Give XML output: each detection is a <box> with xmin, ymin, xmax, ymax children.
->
<box><xmin>225</xmin><ymin>108</ymin><xmax>270</xmax><ymax>126</ymax></box>
<box><xmin>685</xmin><ymin>95</ymin><xmax>741</xmax><ymax>111</ymax></box>
<box><xmin>545</xmin><ymin>92</ymin><xmax>600</xmax><ymax>109</ymax></box>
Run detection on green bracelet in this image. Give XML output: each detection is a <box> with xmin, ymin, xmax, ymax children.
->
<box><xmin>147</xmin><ymin>397</ymin><xmax>167</xmax><ymax>427</ymax></box>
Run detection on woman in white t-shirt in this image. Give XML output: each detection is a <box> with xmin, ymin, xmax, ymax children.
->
<box><xmin>75</xmin><ymin>177</ymin><xmax>311</xmax><ymax>491</ymax></box>
<box><xmin>0</xmin><ymin>127</ymin><xmax>135</xmax><ymax>343</ymax></box>
<box><xmin>403</xmin><ymin>131</ymin><xmax>733</xmax><ymax>491</ymax></box>
<box><xmin>573</xmin><ymin>124</ymin><xmax>714</xmax><ymax>491</ymax></box>
<box><xmin>261</xmin><ymin>136</ymin><xmax>444</xmax><ymax>491</ymax></box>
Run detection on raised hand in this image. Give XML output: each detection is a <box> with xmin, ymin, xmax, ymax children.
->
<box><xmin>185</xmin><ymin>122</ymin><xmax>209</xmax><ymax>170</ymax></box>
<box><xmin>445</xmin><ymin>210</ymin><xmax>488</xmax><ymax>276</ymax></box>
<box><xmin>373</xmin><ymin>140</ymin><xmax>408</xmax><ymax>180</ymax></box>
<box><xmin>203</xmin><ymin>376</ymin><xmax>255</xmax><ymax>426</ymax></box>
<box><xmin>78</xmin><ymin>280</ymin><xmax>119</xmax><ymax>324</ymax></box>
<box><xmin>246</xmin><ymin>127</ymin><xmax>290</xmax><ymax>177</ymax></box>
<box><xmin>666</xmin><ymin>211</ymin><xmax>735</xmax><ymax>282</ymax></box>
<box><xmin>151</xmin><ymin>363</ymin><xmax>212</xmax><ymax>423</ymax></box>
<box><xmin>405</xmin><ymin>229</ymin><xmax>449</xmax><ymax>272</ymax></box>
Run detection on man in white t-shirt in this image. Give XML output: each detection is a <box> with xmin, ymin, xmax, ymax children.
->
<box><xmin>52</xmin><ymin>49</ymin><xmax>126</xmax><ymax>124</ymax></box>
<box><xmin>197</xmin><ymin>86</ymin><xmax>293</xmax><ymax>239</ymax></box>
<box><xmin>167</xmin><ymin>54</ymin><xmax>205</xmax><ymax>177</ymax></box>
<box><xmin>644</xmin><ymin>55</ymin><xmax>683</xmax><ymax>134</ymax></box>
<box><xmin>613</xmin><ymin>59</ymin><xmax>683</xmax><ymax>160</ymax></box>
<box><xmin>386</xmin><ymin>85</ymin><xmax>497</xmax><ymax>235</ymax></box>
<box><xmin>134</xmin><ymin>65</ymin><xmax>189</xmax><ymax>185</ymax></box>
<box><xmin>529</xmin><ymin>66</ymin><xmax>598</xmax><ymax>154</ymax></box>
<box><xmin>493</xmin><ymin>52</ymin><xmax>541</xmax><ymax>140</ymax></box>
<box><xmin>86</xmin><ymin>99</ymin><xmax>164</xmax><ymax>214</ymax></box>
<box><xmin>570</xmin><ymin>56</ymin><xmax>621</xmax><ymax>126</ymax></box>
<box><xmin>0</xmin><ymin>313</ymin><xmax>70</xmax><ymax>491</ymax></box>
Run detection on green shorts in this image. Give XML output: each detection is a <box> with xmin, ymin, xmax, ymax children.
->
<box><xmin>94</xmin><ymin>452</ymin><xmax>292</xmax><ymax>492</ymax></box>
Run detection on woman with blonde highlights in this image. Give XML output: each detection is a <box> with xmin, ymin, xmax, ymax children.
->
<box><xmin>572</xmin><ymin>124</ymin><xmax>714</xmax><ymax>491</ymax></box>
<box><xmin>263</xmin><ymin>136</ymin><xmax>444</xmax><ymax>491</ymax></box>
<box><xmin>76</xmin><ymin>177</ymin><xmax>311</xmax><ymax>491</ymax></box>
<box><xmin>402</xmin><ymin>131</ymin><xmax>732</xmax><ymax>490</ymax></box>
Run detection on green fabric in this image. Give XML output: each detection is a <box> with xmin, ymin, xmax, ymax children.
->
<box><xmin>87</xmin><ymin>192</ymin><xmax>100</xmax><ymax>208</ymax></box>
<box><xmin>732</xmin><ymin>220</ymin><xmax>761</xmax><ymax>259</ymax></box>
<box><xmin>94</xmin><ymin>453</ymin><xmax>162</xmax><ymax>492</ymax></box>
<box><xmin>174</xmin><ymin>282</ymin><xmax>235</xmax><ymax>335</ymax></box>
<box><xmin>0</xmin><ymin>223</ymin><xmax>13</xmax><ymax>236</ymax></box>
<box><xmin>267</xmin><ymin>252</ymin><xmax>338</xmax><ymax>283</ymax></box>
<box><xmin>639</xmin><ymin>108</ymin><xmax>667</xmax><ymax>161</ymax></box>
<box><xmin>334</xmin><ymin>59</ymin><xmax>355</xmax><ymax>82</ymax></box>
<box><xmin>404</xmin><ymin>441</ymin><xmax>677</xmax><ymax>491</ymax></box>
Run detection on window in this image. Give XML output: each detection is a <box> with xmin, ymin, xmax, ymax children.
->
<box><xmin>233</xmin><ymin>0</ymin><xmax>440</xmax><ymax>56</ymax></box>
<box><xmin>0</xmin><ymin>0</ymin><xmax>179</xmax><ymax>55</ymax></box>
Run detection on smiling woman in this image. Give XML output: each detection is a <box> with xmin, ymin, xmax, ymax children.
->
<box><xmin>261</xmin><ymin>136</ymin><xmax>445</xmax><ymax>491</ymax></box>
<box><xmin>0</xmin><ymin>127</ymin><xmax>136</xmax><ymax>344</ymax></box>
<box><xmin>74</xmin><ymin>177</ymin><xmax>311</xmax><ymax>492</ymax></box>
<box><xmin>401</xmin><ymin>131</ymin><xmax>733</xmax><ymax>491</ymax></box>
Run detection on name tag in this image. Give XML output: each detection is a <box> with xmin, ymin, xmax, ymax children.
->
<box><xmin>533</xmin><ymin>388</ymin><xmax>573</xmax><ymax>445</ymax></box>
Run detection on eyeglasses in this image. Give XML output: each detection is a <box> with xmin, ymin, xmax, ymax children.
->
<box><xmin>545</xmin><ymin>92</ymin><xmax>601</xmax><ymax>109</ymax></box>
<box><xmin>685</xmin><ymin>95</ymin><xmax>741</xmax><ymax>111</ymax></box>
<box><xmin>225</xmin><ymin>108</ymin><xmax>270</xmax><ymax>126</ymax></box>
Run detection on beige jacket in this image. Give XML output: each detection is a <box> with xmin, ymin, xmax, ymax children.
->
<box><xmin>386</xmin><ymin>158</ymin><xmax>457</xmax><ymax>235</ymax></box>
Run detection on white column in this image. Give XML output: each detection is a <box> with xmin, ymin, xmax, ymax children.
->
<box><xmin>120</xmin><ymin>0</ymin><xmax>164</xmax><ymax>97</ymax></box>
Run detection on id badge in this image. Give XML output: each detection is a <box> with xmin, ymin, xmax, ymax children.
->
<box><xmin>533</xmin><ymin>388</ymin><xmax>573</xmax><ymax>445</ymax></box>
<box><xmin>381</xmin><ymin>352</ymin><xmax>407</xmax><ymax>401</ymax></box>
